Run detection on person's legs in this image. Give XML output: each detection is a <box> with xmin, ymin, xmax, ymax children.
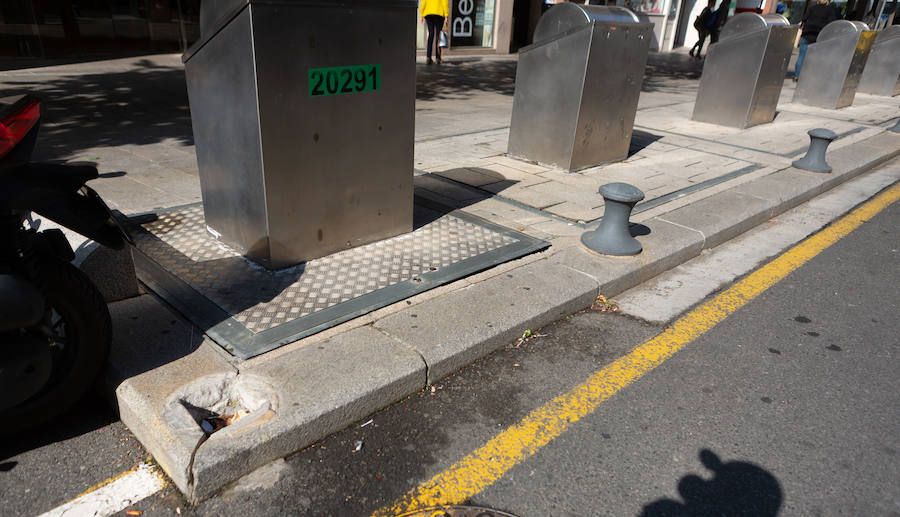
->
<box><xmin>689</xmin><ymin>31</ymin><xmax>707</xmax><ymax>57</ymax></box>
<box><xmin>433</xmin><ymin>16</ymin><xmax>444</xmax><ymax>63</ymax></box>
<box><xmin>794</xmin><ymin>36</ymin><xmax>809</xmax><ymax>80</ymax></box>
<box><xmin>696</xmin><ymin>32</ymin><xmax>708</xmax><ymax>57</ymax></box>
<box><xmin>425</xmin><ymin>15</ymin><xmax>438</xmax><ymax>63</ymax></box>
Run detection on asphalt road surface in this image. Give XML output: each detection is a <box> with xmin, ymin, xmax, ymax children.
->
<box><xmin>3</xmin><ymin>186</ymin><xmax>899</xmax><ymax>516</ymax></box>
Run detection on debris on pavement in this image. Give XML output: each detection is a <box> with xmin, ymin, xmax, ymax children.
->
<box><xmin>513</xmin><ymin>329</ymin><xmax>548</xmax><ymax>348</ymax></box>
<box><xmin>201</xmin><ymin>409</ymin><xmax>251</xmax><ymax>434</ymax></box>
<box><xmin>591</xmin><ymin>295</ymin><xmax>619</xmax><ymax>312</ymax></box>
<box><xmin>353</xmin><ymin>440</ymin><xmax>364</xmax><ymax>452</ymax></box>
<box><xmin>360</xmin><ymin>419</ymin><xmax>374</xmax><ymax>428</ymax></box>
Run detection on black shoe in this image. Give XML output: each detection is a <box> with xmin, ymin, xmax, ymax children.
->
<box><xmin>426</xmin><ymin>57</ymin><xmax>434</xmax><ymax>65</ymax></box>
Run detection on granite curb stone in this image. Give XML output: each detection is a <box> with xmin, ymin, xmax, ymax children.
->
<box><xmin>187</xmin><ymin>325</ymin><xmax>426</xmax><ymax>501</ymax></box>
<box><xmin>374</xmin><ymin>260</ymin><xmax>599</xmax><ymax>385</ymax></box>
<box><xmin>107</xmin><ymin>296</ymin><xmax>236</xmax><ymax>494</ymax></box>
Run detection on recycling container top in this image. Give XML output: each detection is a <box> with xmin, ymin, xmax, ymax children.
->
<box><xmin>533</xmin><ymin>3</ymin><xmax>640</xmax><ymax>44</ymax></box>
<box><xmin>818</xmin><ymin>19</ymin><xmax>869</xmax><ymax>43</ymax></box>
<box><xmin>720</xmin><ymin>12</ymin><xmax>789</xmax><ymax>41</ymax></box>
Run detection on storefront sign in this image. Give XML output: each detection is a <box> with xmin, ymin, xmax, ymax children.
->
<box><xmin>452</xmin><ymin>0</ymin><xmax>476</xmax><ymax>44</ymax></box>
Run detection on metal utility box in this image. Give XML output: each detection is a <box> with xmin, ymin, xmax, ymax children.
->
<box><xmin>793</xmin><ymin>20</ymin><xmax>877</xmax><ymax>109</ymax></box>
<box><xmin>183</xmin><ymin>0</ymin><xmax>415</xmax><ymax>269</ymax></box>
<box><xmin>858</xmin><ymin>26</ymin><xmax>900</xmax><ymax>97</ymax></box>
<box><xmin>692</xmin><ymin>13</ymin><xmax>797</xmax><ymax>128</ymax></box>
<box><xmin>507</xmin><ymin>4</ymin><xmax>652</xmax><ymax>172</ymax></box>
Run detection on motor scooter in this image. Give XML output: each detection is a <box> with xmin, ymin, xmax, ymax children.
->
<box><xmin>0</xmin><ymin>94</ymin><xmax>131</xmax><ymax>435</ymax></box>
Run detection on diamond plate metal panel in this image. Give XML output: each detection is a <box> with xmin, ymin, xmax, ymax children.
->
<box><xmin>129</xmin><ymin>202</ymin><xmax>547</xmax><ymax>358</ymax></box>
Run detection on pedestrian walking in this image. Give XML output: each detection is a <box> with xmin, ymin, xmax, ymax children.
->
<box><xmin>420</xmin><ymin>0</ymin><xmax>448</xmax><ymax>65</ymax></box>
<box><xmin>794</xmin><ymin>0</ymin><xmax>837</xmax><ymax>81</ymax></box>
<box><xmin>689</xmin><ymin>0</ymin><xmax>716</xmax><ymax>58</ymax></box>
<box><xmin>708</xmin><ymin>0</ymin><xmax>730</xmax><ymax>45</ymax></box>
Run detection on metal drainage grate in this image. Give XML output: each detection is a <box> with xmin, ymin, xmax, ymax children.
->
<box><xmin>128</xmin><ymin>200</ymin><xmax>549</xmax><ymax>359</ymax></box>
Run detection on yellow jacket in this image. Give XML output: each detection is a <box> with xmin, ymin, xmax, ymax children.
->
<box><xmin>420</xmin><ymin>0</ymin><xmax>448</xmax><ymax>18</ymax></box>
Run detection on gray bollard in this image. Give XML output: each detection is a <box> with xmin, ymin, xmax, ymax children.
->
<box><xmin>890</xmin><ymin>117</ymin><xmax>900</xmax><ymax>133</ymax></box>
<box><xmin>581</xmin><ymin>182</ymin><xmax>645</xmax><ymax>256</ymax></box>
<box><xmin>792</xmin><ymin>128</ymin><xmax>838</xmax><ymax>173</ymax></box>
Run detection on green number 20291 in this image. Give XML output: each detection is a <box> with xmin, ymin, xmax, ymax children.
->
<box><xmin>308</xmin><ymin>64</ymin><xmax>380</xmax><ymax>97</ymax></box>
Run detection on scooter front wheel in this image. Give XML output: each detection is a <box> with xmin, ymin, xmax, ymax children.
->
<box><xmin>0</xmin><ymin>256</ymin><xmax>111</xmax><ymax>436</ymax></box>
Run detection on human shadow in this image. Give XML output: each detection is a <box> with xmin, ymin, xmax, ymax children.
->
<box><xmin>640</xmin><ymin>448</ymin><xmax>783</xmax><ymax>516</ymax></box>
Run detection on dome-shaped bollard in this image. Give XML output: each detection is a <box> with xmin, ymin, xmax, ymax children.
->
<box><xmin>889</xmin><ymin>117</ymin><xmax>900</xmax><ymax>133</ymax></box>
<box><xmin>581</xmin><ymin>182</ymin><xmax>645</xmax><ymax>256</ymax></box>
<box><xmin>792</xmin><ymin>128</ymin><xmax>838</xmax><ymax>173</ymax></box>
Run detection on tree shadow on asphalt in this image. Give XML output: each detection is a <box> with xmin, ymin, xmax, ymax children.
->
<box><xmin>0</xmin><ymin>58</ymin><xmax>193</xmax><ymax>163</ymax></box>
<box><xmin>640</xmin><ymin>448</ymin><xmax>783</xmax><ymax>516</ymax></box>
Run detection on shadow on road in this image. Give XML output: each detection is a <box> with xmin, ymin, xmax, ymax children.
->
<box><xmin>640</xmin><ymin>448</ymin><xmax>783</xmax><ymax>516</ymax></box>
<box><xmin>0</xmin><ymin>394</ymin><xmax>118</xmax><ymax>462</ymax></box>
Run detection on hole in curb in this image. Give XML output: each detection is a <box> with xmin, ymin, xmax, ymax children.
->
<box><xmin>167</xmin><ymin>373</ymin><xmax>279</xmax><ymax>438</ymax></box>
<box><xmin>180</xmin><ymin>400</ymin><xmax>253</xmax><ymax>435</ymax></box>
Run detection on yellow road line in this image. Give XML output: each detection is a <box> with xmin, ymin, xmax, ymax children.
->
<box><xmin>374</xmin><ymin>181</ymin><xmax>900</xmax><ymax>516</ymax></box>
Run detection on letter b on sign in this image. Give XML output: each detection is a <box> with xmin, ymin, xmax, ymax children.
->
<box><xmin>452</xmin><ymin>16</ymin><xmax>473</xmax><ymax>37</ymax></box>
